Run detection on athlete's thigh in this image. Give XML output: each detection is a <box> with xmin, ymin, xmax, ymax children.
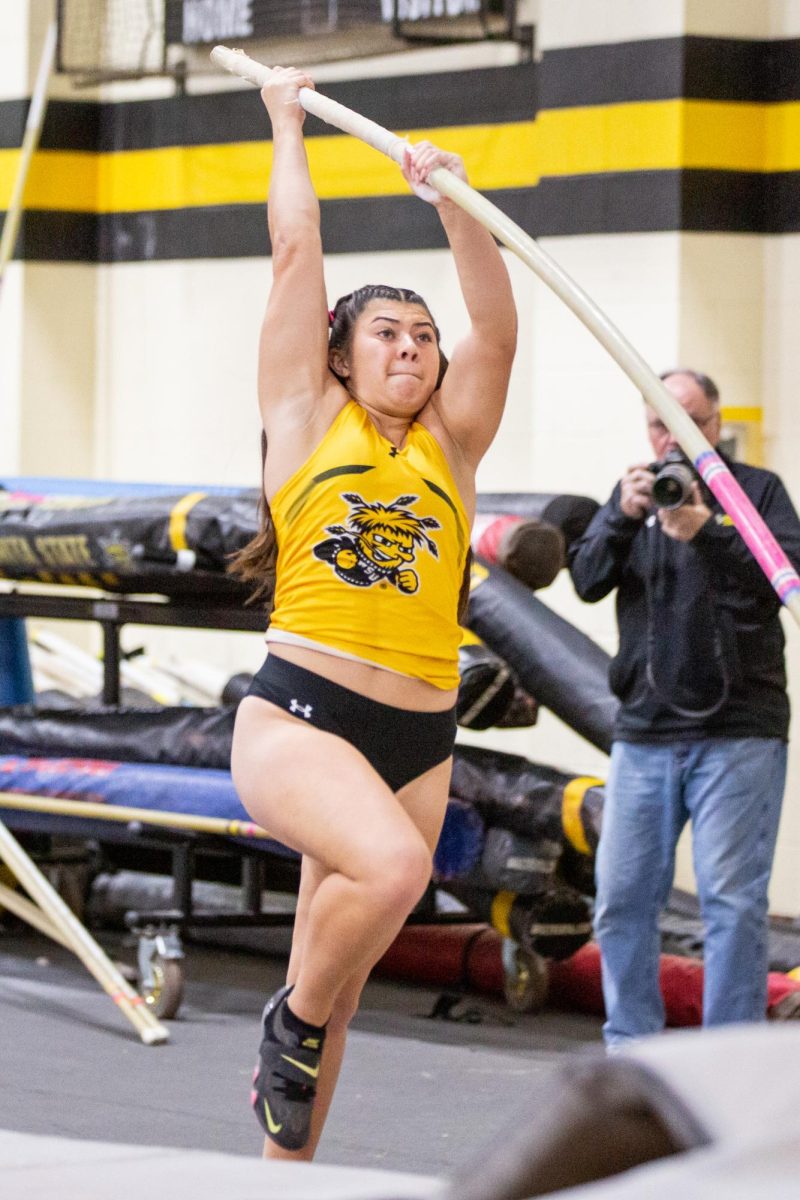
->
<box><xmin>286</xmin><ymin>763</ymin><xmax>451</xmax><ymax>996</ymax></box>
<box><xmin>232</xmin><ymin>696</ymin><xmax>421</xmax><ymax>875</ymax></box>
<box><xmin>395</xmin><ymin>755</ymin><xmax>453</xmax><ymax>854</ymax></box>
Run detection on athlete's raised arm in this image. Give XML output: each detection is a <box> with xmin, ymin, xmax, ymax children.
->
<box><xmin>257</xmin><ymin>69</ymin><xmax>336</xmax><ymax>434</ymax></box>
<box><xmin>403</xmin><ymin>142</ymin><xmax>517</xmax><ymax>468</ymax></box>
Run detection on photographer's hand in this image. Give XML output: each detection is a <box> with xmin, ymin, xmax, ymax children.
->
<box><xmin>620</xmin><ymin>465</ymin><xmax>655</xmax><ymax>519</ymax></box>
<box><xmin>658</xmin><ymin>482</ymin><xmax>712</xmax><ymax>542</ymax></box>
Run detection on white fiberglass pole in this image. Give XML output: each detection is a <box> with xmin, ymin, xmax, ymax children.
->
<box><xmin>210</xmin><ymin>45</ymin><xmax>800</xmax><ymax>625</ymax></box>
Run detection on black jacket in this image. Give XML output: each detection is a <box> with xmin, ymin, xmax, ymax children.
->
<box><xmin>568</xmin><ymin>457</ymin><xmax>800</xmax><ymax>742</ymax></box>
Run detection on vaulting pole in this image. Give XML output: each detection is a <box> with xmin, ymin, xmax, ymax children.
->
<box><xmin>0</xmin><ymin>819</ymin><xmax>169</xmax><ymax>1043</ymax></box>
<box><xmin>0</xmin><ymin>790</ymin><xmax>271</xmax><ymax>839</ymax></box>
<box><xmin>210</xmin><ymin>45</ymin><xmax>800</xmax><ymax>624</ymax></box>
<box><xmin>0</xmin><ymin>20</ymin><xmax>57</xmax><ymax>297</ymax></box>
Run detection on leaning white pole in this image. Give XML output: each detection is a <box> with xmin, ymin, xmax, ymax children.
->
<box><xmin>0</xmin><ymin>20</ymin><xmax>57</xmax><ymax>296</ymax></box>
<box><xmin>0</xmin><ymin>790</ymin><xmax>271</xmax><ymax>840</ymax></box>
<box><xmin>211</xmin><ymin>45</ymin><xmax>800</xmax><ymax>626</ymax></box>
<box><xmin>0</xmin><ymin>821</ymin><xmax>169</xmax><ymax>1044</ymax></box>
<box><xmin>0</xmin><ymin>879</ymin><xmax>69</xmax><ymax>947</ymax></box>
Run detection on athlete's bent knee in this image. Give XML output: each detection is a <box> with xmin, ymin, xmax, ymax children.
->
<box><xmin>368</xmin><ymin>835</ymin><xmax>432</xmax><ymax>915</ymax></box>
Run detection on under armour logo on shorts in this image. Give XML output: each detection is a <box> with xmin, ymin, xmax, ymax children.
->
<box><xmin>289</xmin><ymin>698</ymin><xmax>313</xmax><ymax>719</ymax></box>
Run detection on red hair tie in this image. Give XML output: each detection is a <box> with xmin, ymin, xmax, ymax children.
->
<box><xmin>328</xmin><ymin>309</ymin><xmax>335</xmax><ymax>325</ymax></box>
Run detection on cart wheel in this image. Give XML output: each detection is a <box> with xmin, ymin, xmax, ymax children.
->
<box><xmin>503</xmin><ymin>945</ymin><xmax>549</xmax><ymax>1013</ymax></box>
<box><xmin>142</xmin><ymin>954</ymin><xmax>185</xmax><ymax>1020</ymax></box>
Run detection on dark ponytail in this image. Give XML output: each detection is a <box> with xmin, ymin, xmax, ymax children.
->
<box><xmin>227</xmin><ymin>429</ymin><xmax>276</xmax><ymax>608</ymax></box>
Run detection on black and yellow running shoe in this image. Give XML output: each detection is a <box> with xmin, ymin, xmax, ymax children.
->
<box><xmin>250</xmin><ymin>984</ymin><xmax>325</xmax><ymax>1151</ymax></box>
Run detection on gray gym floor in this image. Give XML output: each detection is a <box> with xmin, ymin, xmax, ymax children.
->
<box><xmin>0</xmin><ymin>924</ymin><xmax>603</xmax><ymax>1180</ymax></box>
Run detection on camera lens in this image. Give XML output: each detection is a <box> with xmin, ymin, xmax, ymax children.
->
<box><xmin>652</xmin><ymin>462</ymin><xmax>694</xmax><ymax>509</ymax></box>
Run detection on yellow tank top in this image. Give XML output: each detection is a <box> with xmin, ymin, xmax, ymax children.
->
<box><xmin>268</xmin><ymin>400</ymin><xmax>470</xmax><ymax>689</ymax></box>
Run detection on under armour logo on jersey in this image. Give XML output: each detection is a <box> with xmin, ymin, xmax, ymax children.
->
<box><xmin>389</xmin><ymin>446</ymin><xmax>399</xmax><ymax>457</ymax></box>
<box><xmin>289</xmin><ymin>698</ymin><xmax>313</xmax><ymax>719</ymax></box>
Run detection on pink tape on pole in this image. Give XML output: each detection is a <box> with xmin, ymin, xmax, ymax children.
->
<box><xmin>695</xmin><ymin>451</ymin><xmax>800</xmax><ymax>603</ymax></box>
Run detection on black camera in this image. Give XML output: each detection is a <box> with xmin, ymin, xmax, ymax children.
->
<box><xmin>650</xmin><ymin>449</ymin><xmax>697</xmax><ymax>510</ymax></box>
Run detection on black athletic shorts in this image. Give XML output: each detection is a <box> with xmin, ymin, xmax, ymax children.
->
<box><xmin>247</xmin><ymin>654</ymin><xmax>457</xmax><ymax>793</ymax></box>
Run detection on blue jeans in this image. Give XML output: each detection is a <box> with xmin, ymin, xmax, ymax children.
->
<box><xmin>595</xmin><ymin>737</ymin><xmax>786</xmax><ymax>1047</ymax></box>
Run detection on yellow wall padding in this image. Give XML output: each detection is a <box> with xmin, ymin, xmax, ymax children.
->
<box><xmin>562</xmin><ymin>776</ymin><xmax>604</xmax><ymax>856</ymax></box>
<box><xmin>721</xmin><ymin>406</ymin><xmax>762</xmax><ymax>423</ymax></box>
<box><xmin>0</xmin><ymin>121</ymin><xmax>537</xmax><ymax>214</ymax></box>
<box><xmin>3</xmin><ymin>98</ymin><xmax>800</xmax><ymax>216</ymax></box>
<box><xmin>539</xmin><ymin>100</ymin><xmax>800</xmax><ymax>177</ymax></box>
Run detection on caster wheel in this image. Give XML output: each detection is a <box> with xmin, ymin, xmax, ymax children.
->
<box><xmin>142</xmin><ymin>954</ymin><xmax>185</xmax><ymax>1020</ymax></box>
<box><xmin>503</xmin><ymin>945</ymin><xmax>549</xmax><ymax>1013</ymax></box>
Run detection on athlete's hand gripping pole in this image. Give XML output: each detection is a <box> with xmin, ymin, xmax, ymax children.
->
<box><xmin>210</xmin><ymin>45</ymin><xmax>800</xmax><ymax>625</ymax></box>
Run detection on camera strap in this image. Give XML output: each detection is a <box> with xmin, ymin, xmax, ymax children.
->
<box><xmin>644</xmin><ymin>522</ymin><xmax>730</xmax><ymax>721</ymax></box>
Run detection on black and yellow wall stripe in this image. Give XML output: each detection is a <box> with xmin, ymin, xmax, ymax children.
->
<box><xmin>2</xmin><ymin>36</ymin><xmax>800</xmax><ymax>263</ymax></box>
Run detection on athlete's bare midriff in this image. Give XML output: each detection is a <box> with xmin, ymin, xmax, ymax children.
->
<box><xmin>266</xmin><ymin>642</ymin><xmax>458</xmax><ymax>712</ymax></box>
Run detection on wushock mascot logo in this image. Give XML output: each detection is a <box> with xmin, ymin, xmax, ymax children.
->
<box><xmin>313</xmin><ymin>493</ymin><xmax>440</xmax><ymax>594</ymax></box>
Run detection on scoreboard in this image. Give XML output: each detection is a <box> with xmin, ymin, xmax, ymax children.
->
<box><xmin>165</xmin><ymin>1</ymin><xmax>512</xmax><ymax>48</ymax></box>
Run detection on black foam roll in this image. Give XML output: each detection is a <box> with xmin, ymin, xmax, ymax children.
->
<box><xmin>507</xmin><ymin>884</ymin><xmax>593</xmax><ymax>960</ymax></box>
<box><xmin>451</xmin><ymin>743</ymin><xmax>570</xmax><ymax>841</ymax></box>
<box><xmin>0</xmin><ymin>704</ymin><xmax>236</xmax><ymax>769</ymax></box>
<box><xmin>478</xmin><ymin>493</ymin><xmax>565</xmax><ymax>518</ymax></box>
<box><xmin>0</xmin><ymin>489</ymin><xmax>261</xmax><ymax>602</ymax></box>
<box><xmin>450</xmin><ymin>881</ymin><xmax>593</xmax><ymax>961</ymax></box>
<box><xmin>476</xmin><ymin>494</ymin><xmax>600</xmax><ymax>550</ymax></box>
<box><xmin>467</xmin><ymin>557</ymin><xmax>618</xmax><ymax>752</ymax></box>
<box><xmin>456</xmin><ymin>642</ymin><xmax>517</xmax><ymax>730</ymax></box>
<box><xmin>479</xmin><ymin>826</ymin><xmax>561</xmax><ymax>893</ymax></box>
<box><xmin>221</xmin><ymin>672</ymin><xmax>254</xmax><ymax>706</ymax></box>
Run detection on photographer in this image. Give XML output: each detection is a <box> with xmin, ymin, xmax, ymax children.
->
<box><xmin>568</xmin><ymin>369</ymin><xmax>800</xmax><ymax>1048</ymax></box>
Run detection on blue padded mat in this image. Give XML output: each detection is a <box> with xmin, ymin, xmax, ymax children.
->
<box><xmin>0</xmin><ymin>756</ymin><xmax>484</xmax><ymax>878</ymax></box>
